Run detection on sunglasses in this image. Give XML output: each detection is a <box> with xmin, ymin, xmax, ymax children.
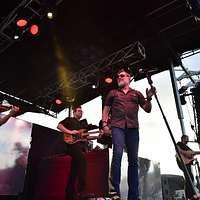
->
<box><xmin>117</xmin><ymin>74</ymin><xmax>130</xmax><ymax>78</ymax></box>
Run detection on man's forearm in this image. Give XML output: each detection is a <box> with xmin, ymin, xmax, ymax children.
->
<box><xmin>57</xmin><ymin>123</ymin><xmax>73</xmax><ymax>134</ymax></box>
<box><xmin>143</xmin><ymin>100</ymin><xmax>152</xmax><ymax>113</ymax></box>
<box><xmin>102</xmin><ymin>106</ymin><xmax>110</xmax><ymax>125</ymax></box>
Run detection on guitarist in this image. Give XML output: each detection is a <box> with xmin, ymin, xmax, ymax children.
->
<box><xmin>176</xmin><ymin>134</ymin><xmax>197</xmax><ymax>199</ymax></box>
<box><xmin>57</xmin><ymin>105</ymin><xmax>88</xmax><ymax>200</ymax></box>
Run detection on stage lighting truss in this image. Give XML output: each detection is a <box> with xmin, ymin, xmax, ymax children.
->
<box><xmin>181</xmin><ymin>48</ymin><xmax>200</xmax><ymax>59</ymax></box>
<box><xmin>186</xmin><ymin>0</ymin><xmax>200</xmax><ymax>19</ymax></box>
<box><xmin>36</xmin><ymin>41</ymin><xmax>146</xmax><ymax>100</ymax></box>
<box><xmin>0</xmin><ymin>0</ymin><xmax>63</xmax><ymax>54</ymax></box>
<box><xmin>0</xmin><ymin>90</ymin><xmax>57</xmax><ymax>118</ymax></box>
<box><xmin>176</xmin><ymin>69</ymin><xmax>200</xmax><ymax>81</ymax></box>
<box><xmin>176</xmin><ymin>68</ymin><xmax>200</xmax><ymax>102</ymax></box>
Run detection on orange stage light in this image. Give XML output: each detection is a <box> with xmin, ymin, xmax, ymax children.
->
<box><xmin>16</xmin><ymin>19</ymin><xmax>28</xmax><ymax>27</ymax></box>
<box><xmin>29</xmin><ymin>24</ymin><xmax>39</xmax><ymax>35</ymax></box>
<box><xmin>55</xmin><ymin>99</ymin><xmax>62</xmax><ymax>105</ymax></box>
<box><xmin>105</xmin><ymin>77</ymin><xmax>113</xmax><ymax>84</ymax></box>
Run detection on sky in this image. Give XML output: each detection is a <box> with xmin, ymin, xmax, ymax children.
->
<box><xmin>15</xmin><ymin>52</ymin><xmax>200</xmax><ymax>176</ymax></box>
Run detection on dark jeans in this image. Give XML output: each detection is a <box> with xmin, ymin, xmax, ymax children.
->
<box><xmin>63</xmin><ymin>142</ymin><xmax>87</xmax><ymax>200</ymax></box>
<box><xmin>110</xmin><ymin>127</ymin><xmax>139</xmax><ymax>200</ymax></box>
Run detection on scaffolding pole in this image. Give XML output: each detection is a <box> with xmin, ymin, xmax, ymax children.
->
<box><xmin>169</xmin><ymin>60</ymin><xmax>186</xmax><ymax>134</ymax></box>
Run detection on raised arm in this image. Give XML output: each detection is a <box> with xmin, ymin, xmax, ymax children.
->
<box><xmin>0</xmin><ymin>106</ymin><xmax>19</xmax><ymax>126</ymax></box>
<box><xmin>142</xmin><ymin>86</ymin><xmax>156</xmax><ymax>113</ymax></box>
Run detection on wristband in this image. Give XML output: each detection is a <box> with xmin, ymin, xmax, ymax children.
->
<box><xmin>102</xmin><ymin>125</ymin><xmax>108</xmax><ymax>129</ymax></box>
<box><xmin>102</xmin><ymin>121</ymin><xmax>107</xmax><ymax>125</ymax></box>
<box><xmin>146</xmin><ymin>96</ymin><xmax>152</xmax><ymax>101</ymax></box>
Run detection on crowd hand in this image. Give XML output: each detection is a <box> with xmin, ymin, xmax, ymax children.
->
<box><xmin>9</xmin><ymin>106</ymin><xmax>19</xmax><ymax>115</ymax></box>
<box><xmin>146</xmin><ymin>86</ymin><xmax>156</xmax><ymax>98</ymax></box>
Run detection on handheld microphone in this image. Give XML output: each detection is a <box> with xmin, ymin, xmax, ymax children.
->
<box><xmin>138</xmin><ymin>68</ymin><xmax>158</xmax><ymax>74</ymax></box>
<box><xmin>147</xmin><ymin>73</ymin><xmax>153</xmax><ymax>85</ymax></box>
<box><xmin>138</xmin><ymin>68</ymin><xmax>158</xmax><ymax>86</ymax></box>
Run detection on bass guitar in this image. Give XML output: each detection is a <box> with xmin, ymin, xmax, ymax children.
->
<box><xmin>63</xmin><ymin>128</ymin><xmax>99</xmax><ymax>144</ymax></box>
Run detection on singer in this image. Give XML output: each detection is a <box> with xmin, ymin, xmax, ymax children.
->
<box><xmin>102</xmin><ymin>66</ymin><xmax>156</xmax><ymax>200</ymax></box>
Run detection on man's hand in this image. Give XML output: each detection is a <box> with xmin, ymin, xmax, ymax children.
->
<box><xmin>146</xmin><ymin>86</ymin><xmax>156</xmax><ymax>100</ymax></box>
<box><xmin>103</xmin><ymin>125</ymin><xmax>111</xmax><ymax>136</ymax></box>
<box><xmin>98</xmin><ymin>130</ymin><xmax>104</xmax><ymax>138</ymax></box>
<box><xmin>9</xmin><ymin>106</ymin><xmax>19</xmax><ymax>116</ymax></box>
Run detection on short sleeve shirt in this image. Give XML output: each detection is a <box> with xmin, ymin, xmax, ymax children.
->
<box><xmin>176</xmin><ymin>142</ymin><xmax>191</xmax><ymax>151</ymax></box>
<box><xmin>59</xmin><ymin>117</ymin><xmax>88</xmax><ymax>130</ymax></box>
<box><xmin>104</xmin><ymin>88</ymin><xmax>146</xmax><ymax>128</ymax></box>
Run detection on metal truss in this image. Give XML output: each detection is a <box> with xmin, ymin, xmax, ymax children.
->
<box><xmin>0</xmin><ymin>0</ymin><xmax>63</xmax><ymax>54</ymax></box>
<box><xmin>37</xmin><ymin>41</ymin><xmax>146</xmax><ymax>99</ymax></box>
<box><xmin>0</xmin><ymin>90</ymin><xmax>57</xmax><ymax>117</ymax></box>
<box><xmin>176</xmin><ymin>69</ymin><xmax>200</xmax><ymax>81</ymax></box>
<box><xmin>181</xmin><ymin>48</ymin><xmax>200</xmax><ymax>59</ymax></box>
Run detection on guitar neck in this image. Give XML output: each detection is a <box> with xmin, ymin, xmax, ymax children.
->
<box><xmin>81</xmin><ymin>131</ymin><xmax>99</xmax><ymax>136</ymax></box>
<box><xmin>195</xmin><ymin>151</ymin><xmax>200</xmax><ymax>155</ymax></box>
<box><xmin>87</xmin><ymin>135</ymin><xmax>99</xmax><ymax>140</ymax></box>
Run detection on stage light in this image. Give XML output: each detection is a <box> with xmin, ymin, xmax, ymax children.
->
<box><xmin>13</xmin><ymin>28</ymin><xmax>22</xmax><ymax>40</ymax></box>
<box><xmin>105</xmin><ymin>77</ymin><xmax>113</xmax><ymax>84</ymax></box>
<box><xmin>47</xmin><ymin>12</ymin><xmax>54</xmax><ymax>19</ymax></box>
<box><xmin>92</xmin><ymin>84</ymin><xmax>97</xmax><ymax>89</ymax></box>
<box><xmin>55</xmin><ymin>99</ymin><xmax>62</xmax><ymax>105</ymax></box>
<box><xmin>16</xmin><ymin>19</ymin><xmax>28</xmax><ymax>27</ymax></box>
<box><xmin>14</xmin><ymin>35</ymin><xmax>20</xmax><ymax>40</ymax></box>
<box><xmin>29</xmin><ymin>24</ymin><xmax>39</xmax><ymax>35</ymax></box>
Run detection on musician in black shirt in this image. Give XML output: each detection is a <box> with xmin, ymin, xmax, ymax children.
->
<box><xmin>57</xmin><ymin>105</ymin><xmax>88</xmax><ymax>200</ymax></box>
<box><xmin>176</xmin><ymin>135</ymin><xmax>196</xmax><ymax>199</ymax></box>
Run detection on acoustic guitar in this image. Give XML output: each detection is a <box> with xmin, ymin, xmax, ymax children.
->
<box><xmin>176</xmin><ymin>149</ymin><xmax>200</xmax><ymax>165</ymax></box>
<box><xmin>63</xmin><ymin>128</ymin><xmax>99</xmax><ymax>144</ymax></box>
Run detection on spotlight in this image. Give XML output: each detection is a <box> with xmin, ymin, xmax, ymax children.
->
<box><xmin>105</xmin><ymin>77</ymin><xmax>113</xmax><ymax>84</ymax></box>
<box><xmin>92</xmin><ymin>85</ymin><xmax>97</xmax><ymax>89</ymax></box>
<box><xmin>29</xmin><ymin>24</ymin><xmax>39</xmax><ymax>35</ymax></box>
<box><xmin>13</xmin><ymin>35</ymin><xmax>20</xmax><ymax>40</ymax></box>
<box><xmin>16</xmin><ymin>19</ymin><xmax>28</xmax><ymax>27</ymax></box>
<box><xmin>51</xmin><ymin>98</ymin><xmax>65</xmax><ymax>113</ymax></box>
<box><xmin>55</xmin><ymin>99</ymin><xmax>62</xmax><ymax>105</ymax></box>
<box><xmin>13</xmin><ymin>29</ymin><xmax>22</xmax><ymax>40</ymax></box>
<box><xmin>47</xmin><ymin>12</ymin><xmax>54</xmax><ymax>19</ymax></box>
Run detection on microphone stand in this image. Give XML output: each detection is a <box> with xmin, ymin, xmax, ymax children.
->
<box><xmin>146</xmin><ymin>73</ymin><xmax>199</xmax><ymax>199</ymax></box>
<box><xmin>194</xmin><ymin>159</ymin><xmax>200</xmax><ymax>193</ymax></box>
